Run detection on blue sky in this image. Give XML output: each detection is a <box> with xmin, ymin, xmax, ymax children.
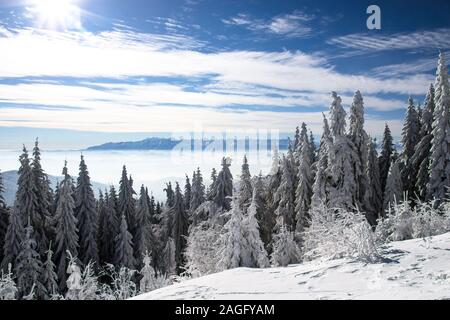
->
<box><xmin>0</xmin><ymin>0</ymin><xmax>449</xmax><ymax>149</ymax></box>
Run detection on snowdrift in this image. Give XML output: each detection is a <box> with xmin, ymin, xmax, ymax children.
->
<box><xmin>132</xmin><ymin>232</ymin><xmax>450</xmax><ymax>300</ymax></box>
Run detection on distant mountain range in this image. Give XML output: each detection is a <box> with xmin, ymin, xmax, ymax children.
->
<box><xmin>86</xmin><ymin>137</ymin><xmax>290</xmax><ymax>151</ymax></box>
<box><xmin>1</xmin><ymin>170</ymin><xmax>108</xmax><ymax>206</ymax></box>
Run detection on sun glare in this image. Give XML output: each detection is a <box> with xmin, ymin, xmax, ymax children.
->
<box><xmin>30</xmin><ymin>0</ymin><xmax>82</xmax><ymax>30</ymax></box>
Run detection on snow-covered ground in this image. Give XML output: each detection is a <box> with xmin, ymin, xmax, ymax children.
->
<box><xmin>133</xmin><ymin>233</ymin><xmax>450</xmax><ymax>300</ymax></box>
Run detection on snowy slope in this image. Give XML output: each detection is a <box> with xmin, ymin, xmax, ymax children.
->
<box><xmin>133</xmin><ymin>233</ymin><xmax>450</xmax><ymax>300</ymax></box>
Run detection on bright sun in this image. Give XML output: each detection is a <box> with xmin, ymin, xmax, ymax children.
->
<box><xmin>30</xmin><ymin>0</ymin><xmax>82</xmax><ymax>30</ymax></box>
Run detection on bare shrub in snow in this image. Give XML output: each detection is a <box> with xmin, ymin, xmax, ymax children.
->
<box><xmin>184</xmin><ymin>221</ymin><xmax>223</xmax><ymax>277</ymax></box>
<box><xmin>303</xmin><ymin>205</ymin><xmax>380</xmax><ymax>263</ymax></box>
<box><xmin>377</xmin><ymin>199</ymin><xmax>450</xmax><ymax>243</ymax></box>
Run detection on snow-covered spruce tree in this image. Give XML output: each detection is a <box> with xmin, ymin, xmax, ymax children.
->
<box><xmin>75</xmin><ymin>155</ymin><xmax>99</xmax><ymax>266</ymax></box>
<box><xmin>15</xmin><ymin>146</ymin><xmax>40</xmax><ymax>235</ymax></box>
<box><xmin>294</xmin><ymin>126</ymin><xmax>300</xmax><ymax>148</ymax></box>
<box><xmin>216</xmin><ymin>197</ymin><xmax>246</xmax><ymax>270</ymax></box>
<box><xmin>15</xmin><ymin>224</ymin><xmax>45</xmax><ymax>299</ymax></box>
<box><xmin>365</xmin><ymin>138</ymin><xmax>383</xmax><ymax>222</ymax></box>
<box><xmin>287</xmin><ymin>139</ymin><xmax>298</xmax><ymax>195</ymax></box>
<box><xmin>273</xmin><ymin>155</ymin><xmax>296</xmax><ymax>230</ymax></box>
<box><xmin>189</xmin><ymin>168</ymin><xmax>205</xmax><ymax>215</ymax></box>
<box><xmin>114</xmin><ymin>214</ymin><xmax>135</xmax><ymax>269</ymax></box>
<box><xmin>162</xmin><ymin>237</ymin><xmax>176</xmax><ymax>276</ymax></box>
<box><xmin>183</xmin><ymin>175</ymin><xmax>192</xmax><ymax>213</ymax></box>
<box><xmin>164</xmin><ymin>182</ymin><xmax>175</xmax><ymax>208</ymax></box>
<box><xmin>31</xmin><ymin>139</ymin><xmax>52</xmax><ymax>256</ymax></box>
<box><xmin>309</xmin><ymin>130</ymin><xmax>317</xmax><ymax>164</ymax></box>
<box><xmin>253</xmin><ymin>173</ymin><xmax>275</xmax><ymax>252</ymax></box>
<box><xmin>169</xmin><ymin>182</ymin><xmax>188</xmax><ymax>273</ymax></box>
<box><xmin>383</xmin><ymin>154</ymin><xmax>404</xmax><ymax>211</ymax></box>
<box><xmin>328</xmin><ymin>92</ymin><xmax>358</xmax><ymax>211</ymax></box>
<box><xmin>379</xmin><ymin>123</ymin><xmax>395</xmax><ymax>195</ymax></box>
<box><xmin>348</xmin><ymin>91</ymin><xmax>371</xmax><ymax>216</ymax></box>
<box><xmin>118</xmin><ymin>165</ymin><xmax>136</xmax><ymax>240</ymax></box>
<box><xmin>138</xmin><ymin>251</ymin><xmax>170</xmax><ymax>293</ymax></box>
<box><xmin>0</xmin><ymin>170</ymin><xmax>9</xmax><ymax>265</ymax></box>
<box><xmin>270</xmin><ymin>224</ymin><xmax>301</xmax><ymax>267</ymax></box>
<box><xmin>427</xmin><ymin>52</ymin><xmax>450</xmax><ymax>204</ymax></box>
<box><xmin>238</xmin><ymin>155</ymin><xmax>252</xmax><ymax>212</ymax></box>
<box><xmin>40</xmin><ymin>244</ymin><xmax>58</xmax><ymax>299</ymax></box>
<box><xmin>211</xmin><ymin>157</ymin><xmax>233</xmax><ymax>211</ymax></box>
<box><xmin>311</xmin><ymin>114</ymin><xmax>332</xmax><ymax>208</ymax></box>
<box><xmin>139</xmin><ymin>251</ymin><xmax>156</xmax><ymax>293</ymax></box>
<box><xmin>207</xmin><ymin>167</ymin><xmax>218</xmax><ymax>200</ymax></box>
<box><xmin>107</xmin><ymin>185</ymin><xmax>120</xmax><ymax>236</ymax></box>
<box><xmin>266</xmin><ymin>148</ymin><xmax>281</xmax><ymax>226</ymax></box>
<box><xmin>242</xmin><ymin>191</ymin><xmax>270</xmax><ymax>268</ymax></box>
<box><xmin>412</xmin><ymin>84</ymin><xmax>435</xmax><ymax>200</ymax></box>
<box><xmin>2</xmin><ymin>205</ymin><xmax>25</xmax><ymax>272</ymax></box>
<box><xmin>54</xmin><ymin>162</ymin><xmax>79</xmax><ymax>291</ymax></box>
<box><xmin>133</xmin><ymin>185</ymin><xmax>149</xmax><ymax>269</ymax></box>
<box><xmin>295</xmin><ymin>134</ymin><xmax>313</xmax><ymax>235</ymax></box>
<box><xmin>0</xmin><ymin>264</ymin><xmax>18</xmax><ymax>300</ymax></box>
<box><xmin>400</xmin><ymin>97</ymin><xmax>420</xmax><ymax>196</ymax></box>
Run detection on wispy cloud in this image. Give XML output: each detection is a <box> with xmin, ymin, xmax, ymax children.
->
<box><xmin>222</xmin><ymin>10</ymin><xmax>316</xmax><ymax>38</ymax></box>
<box><xmin>328</xmin><ymin>28</ymin><xmax>450</xmax><ymax>53</ymax></box>
<box><xmin>0</xmin><ymin>24</ymin><xmax>434</xmax><ymax>137</ymax></box>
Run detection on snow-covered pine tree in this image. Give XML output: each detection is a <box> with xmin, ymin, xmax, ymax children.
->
<box><xmin>365</xmin><ymin>138</ymin><xmax>383</xmax><ymax>222</ymax></box>
<box><xmin>270</xmin><ymin>224</ymin><xmax>301</xmax><ymax>267</ymax></box>
<box><xmin>311</xmin><ymin>114</ymin><xmax>332</xmax><ymax>208</ymax></box>
<box><xmin>427</xmin><ymin>52</ymin><xmax>450</xmax><ymax>204</ymax></box>
<box><xmin>274</xmin><ymin>155</ymin><xmax>295</xmax><ymax>230</ymax></box>
<box><xmin>15</xmin><ymin>224</ymin><xmax>45</xmax><ymax>299</ymax></box>
<box><xmin>0</xmin><ymin>170</ymin><xmax>8</xmax><ymax>264</ymax></box>
<box><xmin>294</xmin><ymin>132</ymin><xmax>313</xmax><ymax>234</ymax></box>
<box><xmin>75</xmin><ymin>155</ymin><xmax>99</xmax><ymax>266</ymax></box>
<box><xmin>383</xmin><ymin>154</ymin><xmax>403</xmax><ymax>211</ymax></box>
<box><xmin>40</xmin><ymin>244</ymin><xmax>58</xmax><ymax>299</ymax></box>
<box><xmin>328</xmin><ymin>92</ymin><xmax>358</xmax><ymax>211</ymax></box>
<box><xmin>348</xmin><ymin>90</ymin><xmax>371</xmax><ymax>214</ymax></box>
<box><xmin>31</xmin><ymin>139</ymin><xmax>52</xmax><ymax>256</ymax></box>
<box><xmin>183</xmin><ymin>175</ymin><xmax>192</xmax><ymax>213</ymax></box>
<box><xmin>211</xmin><ymin>158</ymin><xmax>233</xmax><ymax>211</ymax></box>
<box><xmin>118</xmin><ymin>166</ymin><xmax>136</xmax><ymax>240</ymax></box>
<box><xmin>114</xmin><ymin>214</ymin><xmax>135</xmax><ymax>269</ymax></box>
<box><xmin>379</xmin><ymin>123</ymin><xmax>395</xmax><ymax>195</ymax></box>
<box><xmin>190</xmin><ymin>168</ymin><xmax>205</xmax><ymax>214</ymax></box>
<box><xmin>54</xmin><ymin>162</ymin><xmax>79</xmax><ymax>291</ymax></box>
<box><xmin>401</xmin><ymin>97</ymin><xmax>420</xmax><ymax>196</ymax></box>
<box><xmin>242</xmin><ymin>190</ymin><xmax>270</xmax><ymax>268</ymax></box>
<box><xmin>412</xmin><ymin>84</ymin><xmax>435</xmax><ymax>200</ymax></box>
<box><xmin>238</xmin><ymin>155</ymin><xmax>252</xmax><ymax>212</ymax></box>
<box><xmin>170</xmin><ymin>182</ymin><xmax>188</xmax><ymax>273</ymax></box>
